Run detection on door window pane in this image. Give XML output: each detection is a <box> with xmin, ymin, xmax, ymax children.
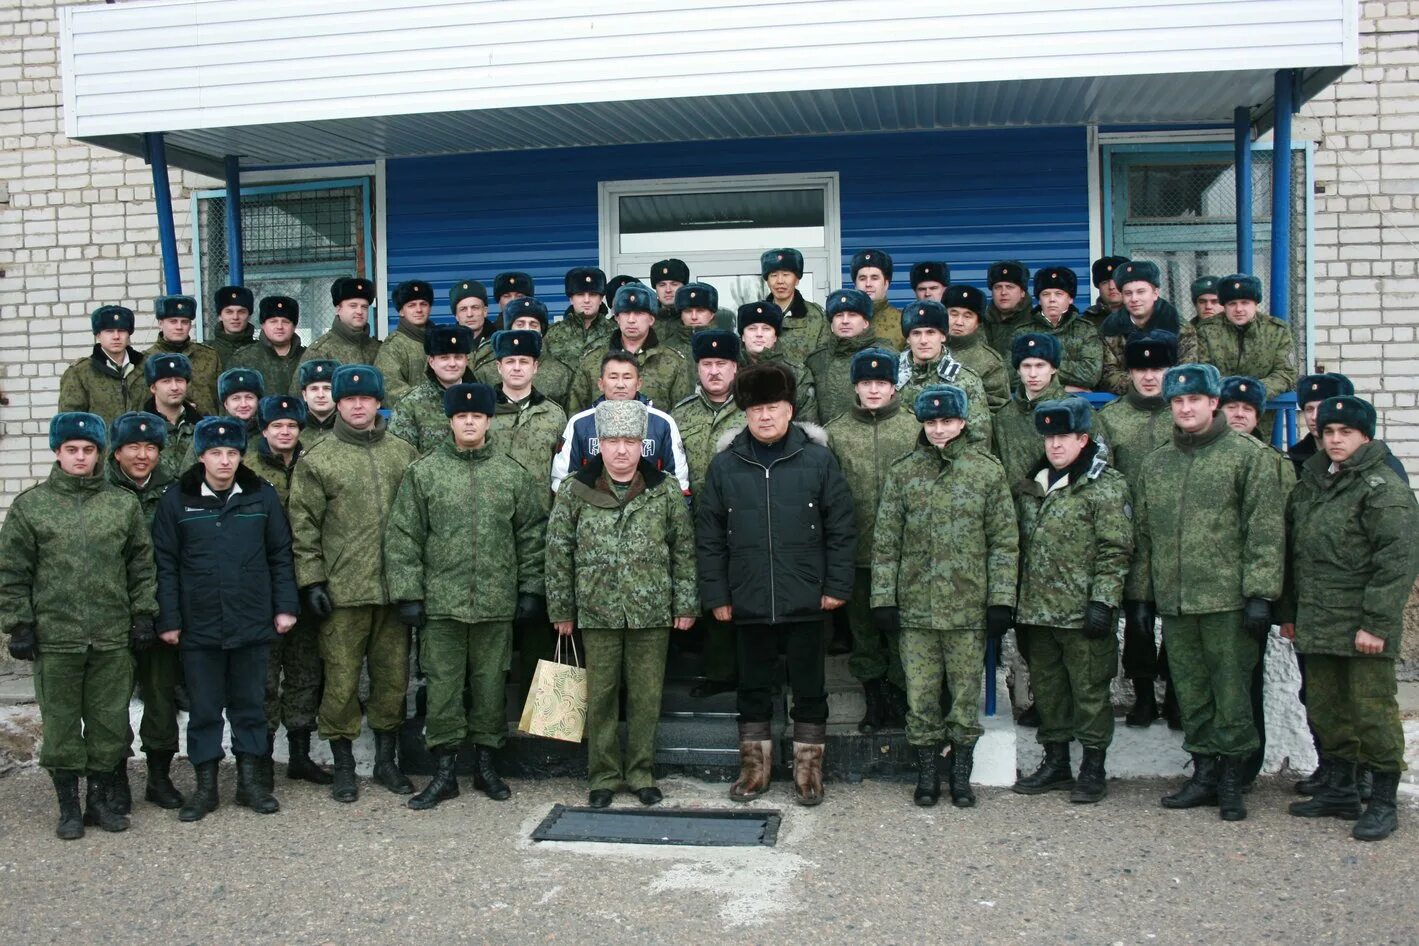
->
<box><xmin>619</xmin><ymin>189</ymin><xmax>826</xmax><ymax>254</ymax></box>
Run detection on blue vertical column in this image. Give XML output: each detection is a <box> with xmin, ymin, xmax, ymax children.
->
<box><xmin>224</xmin><ymin>155</ymin><xmax>244</xmax><ymax>286</ymax></box>
<box><xmin>1234</xmin><ymin>106</ymin><xmax>1253</xmax><ymax>273</ymax></box>
<box><xmin>1269</xmin><ymin>69</ymin><xmax>1296</xmax><ymax>448</ymax></box>
<box><xmin>145</xmin><ymin>132</ymin><xmax>182</xmax><ymax>294</ymax></box>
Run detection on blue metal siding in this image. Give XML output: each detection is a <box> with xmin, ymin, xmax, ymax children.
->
<box><xmin>385</xmin><ymin>126</ymin><xmax>1089</xmax><ymax>330</ymax></box>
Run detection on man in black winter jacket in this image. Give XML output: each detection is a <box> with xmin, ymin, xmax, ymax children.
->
<box><xmin>696</xmin><ymin>362</ymin><xmax>856</xmax><ymax>807</ymax></box>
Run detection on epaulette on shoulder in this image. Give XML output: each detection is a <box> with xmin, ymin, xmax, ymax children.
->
<box><xmin>671</xmin><ymin>392</ymin><xmax>699</xmax><ymax>411</ymax></box>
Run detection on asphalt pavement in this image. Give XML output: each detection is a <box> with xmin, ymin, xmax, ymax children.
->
<box><xmin>0</xmin><ymin>767</ymin><xmax>1414</xmax><ymax>944</ymax></box>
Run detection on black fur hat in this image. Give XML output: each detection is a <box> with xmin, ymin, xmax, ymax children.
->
<box><xmin>1091</xmin><ymin>256</ymin><xmax>1129</xmax><ymax>288</ymax></box>
<box><xmin>650</xmin><ymin>259</ymin><xmax>690</xmax><ymax>285</ymax></box>
<box><xmin>450</xmin><ymin>279</ymin><xmax>488</xmax><ymax>308</ymax></box>
<box><xmin>565</xmin><ymin>267</ymin><xmax>607</xmax><ymax>297</ymax></box>
<box><xmin>392</xmin><ymin>280</ymin><xmax>434</xmax><ymax>311</ymax></box>
<box><xmin>330</xmin><ymin>276</ymin><xmax>375</xmax><ymax>305</ymax></box>
<box><xmin>613</xmin><ymin>284</ymin><xmax>656</xmax><ymax>315</ymax></box>
<box><xmin>1219</xmin><ymin>376</ymin><xmax>1266</xmax><ymax>410</ymax></box>
<box><xmin>761</xmin><ymin>249</ymin><xmax>804</xmax><ymax>279</ymax></box>
<box><xmin>193</xmin><ymin>416</ymin><xmax>247</xmax><ymax>456</ymax></box>
<box><xmin>110</xmin><ymin>411</ymin><xmax>166</xmax><ymax>451</ymax></box>
<box><xmin>826</xmin><ymin>288</ymin><xmax>872</xmax><ymax>319</ymax></box>
<box><xmin>1297</xmin><ymin>372</ymin><xmax>1355</xmax><ymax>407</ymax></box>
<box><xmin>738</xmin><ymin>301</ymin><xmax>783</xmax><ymax>334</ymax></box>
<box><xmin>1123</xmin><ymin>330</ymin><xmax>1178</xmax><ymax>370</ymax></box>
<box><xmin>145</xmin><ymin>352</ymin><xmax>192</xmax><ymax>385</ymax></box>
<box><xmin>154</xmin><ymin>295</ymin><xmax>197</xmax><ymax>320</ymax></box>
<box><xmin>258</xmin><ymin>395</ymin><xmax>308</xmax><ymax>429</ymax></box>
<box><xmin>675</xmin><ymin>282</ymin><xmax>718</xmax><ymax>313</ymax></box>
<box><xmin>1033</xmin><ymin>396</ymin><xmax>1093</xmax><ymax>435</ymax></box>
<box><xmin>298</xmin><ymin>359</ymin><xmax>340</xmax><ymax>390</ymax></box>
<box><xmin>1113</xmin><ymin>260</ymin><xmax>1160</xmax><ymax>289</ymax></box>
<box><xmin>851</xmin><ymin>249</ymin><xmax>893</xmax><ymax>282</ymax></box>
<box><xmin>218</xmin><ymin>367</ymin><xmax>264</xmax><ymax>402</ymax></box>
<box><xmin>1316</xmin><ymin>395</ymin><xmax>1376</xmax><ymax>439</ymax></box>
<box><xmin>909</xmin><ymin>261</ymin><xmax>950</xmax><ymax>288</ymax></box>
<box><xmin>850</xmin><ymin>348</ymin><xmax>897</xmax><ymax>384</ymax></box>
<box><xmin>492</xmin><ymin>329</ymin><xmax>542</xmax><ymax>360</ymax></box>
<box><xmin>494</xmin><ymin>272</ymin><xmax>534</xmax><ymax>300</ymax></box>
<box><xmin>503</xmin><ymin>297</ymin><xmax>549</xmax><ymax>330</ymax></box>
<box><xmin>901</xmin><ymin>300</ymin><xmax>948</xmax><ymax>334</ymax></box>
<box><xmin>1032</xmin><ymin>267</ymin><xmax>1078</xmax><ymax>299</ymax></box>
<box><xmin>1011</xmin><ymin>332</ymin><xmax>1061</xmax><ymax>368</ymax></box>
<box><xmin>258</xmin><ymin>296</ymin><xmax>299</xmax><ymax>324</ymax></box>
<box><xmin>988</xmin><ymin>260</ymin><xmax>1029</xmax><ymax>291</ymax></box>
<box><xmin>214</xmin><ymin>285</ymin><xmax>253</xmax><ymax>313</ymax></box>
<box><xmin>734</xmin><ymin>362</ymin><xmax>797</xmax><ymax>411</ymax></box>
<box><xmin>692</xmin><ymin>329</ymin><xmax>740</xmax><ymax>362</ymax></box>
<box><xmin>443</xmin><ymin>382</ymin><xmax>497</xmax><ymax>418</ymax></box>
<box><xmin>944</xmin><ymin>285</ymin><xmax>986</xmax><ymax>317</ymax></box>
<box><xmin>424</xmin><ymin>324</ymin><xmax>476</xmax><ymax>357</ymax></box>
<box><xmin>1217</xmin><ymin>273</ymin><xmax>1263</xmax><ymax>306</ymax></box>
<box><xmin>91</xmin><ymin>304</ymin><xmax>135</xmax><ymax>334</ymax></box>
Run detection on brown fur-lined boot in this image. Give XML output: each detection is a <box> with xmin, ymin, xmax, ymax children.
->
<box><xmin>729</xmin><ymin>721</ymin><xmax>773</xmax><ymax>802</ymax></box>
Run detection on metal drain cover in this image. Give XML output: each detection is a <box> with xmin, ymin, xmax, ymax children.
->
<box><xmin>530</xmin><ymin>805</ymin><xmax>781</xmax><ymax>847</ymax></box>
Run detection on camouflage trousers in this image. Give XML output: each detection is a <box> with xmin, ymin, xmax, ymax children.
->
<box><xmin>421</xmin><ymin>619</ymin><xmax>512</xmax><ymax>751</ymax></box>
<box><xmin>35</xmin><ymin>646</ymin><xmax>133</xmax><ymax>774</ymax></box>
<box><xmin>901</xmin><ymin>626</ymin><xmax>985</xmax><ymax>747</ymax></box>
<box><xmin>264</xmin><ymin>617</ymin><xmax>323</xmax><ymax>734</ymax></box>
<box><xmin>583</xmin><ymin>627</ymin><xmax>669</xmax><ymax>792</ymax></box>
<box><xmin>317</xmin><ymin>605</ymin><xmax>410</xmax><ymax>741</ymax></box>
<box><xmin>1162</xmin><ymin>611</ymin><xmax>1260</xmax><ymax>757</ymax></box>
<box><xmin>847</xmin><ymin>568</ymin><xmax>905</xmax><ymax>688</ymax></box>
<box><xmin>127</xmin><ymin>641</ymin><xmax>180</xmax><ymax>754</ymax></box>
<box><xmin>1303</xmin><ymin>654</ymin><xmax>1407</xmax><ymax>773</ymax></box>
<box><xmin>1021</xmin><ymin>625</ymin><xmax>1118</xmax><ymax>749</ymax></box>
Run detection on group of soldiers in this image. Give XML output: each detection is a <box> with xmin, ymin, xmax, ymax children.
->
<box><xmin>3</xmin><ymin>248</ymin><xmax>1414</xmax><ymax>845</ymax></box>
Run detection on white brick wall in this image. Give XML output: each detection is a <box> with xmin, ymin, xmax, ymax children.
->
<box><xmin>0</xmin><ymin>0</ymin><xmax>214</xmax><ymax>518</ymax></box>
<box><xmin>1305</xmin><ymin>3</ymin><xmax>1419</xmax><ymax>483</ymax></box>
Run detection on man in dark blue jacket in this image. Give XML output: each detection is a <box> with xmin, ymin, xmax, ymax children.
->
<box><xmin>152</xmin><ymin>416</ymin><xmax>299</xmax><ymax>822</ymax></box>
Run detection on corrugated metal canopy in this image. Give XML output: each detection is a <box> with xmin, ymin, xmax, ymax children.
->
<box><xmin>80</xmin><ymin>67</ymin><xmax>1345</xmax><ymax>177</ymax></box>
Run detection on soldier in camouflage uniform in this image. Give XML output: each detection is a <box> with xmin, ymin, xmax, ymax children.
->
<box><xmin>942</xmin><ymin>284</ymin><xmax>1011</xmax><ymax>411</ymax></box>
<box><xmin>805</xmin><ymin>288</ymin><xmax>895</xmax><ymax>424</ymax></box>
<box><xmin>229</xmin><ymin>295</ymin><xmax>306</xmax><ymax>396</ymax></box>
<box><xmin>545</xmin><ymin>267</ymin><xmax>614</xmax><ymax>368</ymax></box>
<box><xmin>0</xmin><ymin>412</ymin><xmax>156</xmax><ymax>838</ymax></box>
<box><xmin>1280</xmin><ymin>396</ymin><xmax>1419</xmax><ymax>842</ymax></box>
<box><xmin>910</xmin><ymin>261</ymin><xmax>950</xmax><ymax>303</ymax></box>
<box><xmin>106</xmin><ymin>412</ymin><xmax>182</xmax><ymax>813</ymax></box>
<box><xmin>671</xmin><ymin>330</ymin><xmax>745</xmax><ymax>697</ymax></box>
<box><xmin>1080</xmin><ymin>256</ymin><xmax>1129</xmax><ymax>330</ymax></box>
<box><xmin>58</xmin><ymin>305</ymin><xmax>149</xmax><ymax>426</ymax></box>
<box><xmin>177</xmin><ymin>367</ymin><xmax>263</xmax><ymax>469</ymax></box>
<box><xmin>1096</xmin><ymin>330</ymin><xmax>1179</xmax><ymax>729</ymax></box>
<box><xmin>896</xmin><ymin>299</ymin><xmax>992</xmax><ymax>446</ymax></box>
<box><xmin>982</xmin><ymin>261</ymin><xmax>1033</xmax><ymax>357</ymax></box>
<box><xmin>141</xmin><ymin>352</ymin><xmax>203</xmax><ymax>479</ymax></box>
<box><xmin>872</xmin><ymin>384</ymin><xmax>1018</xmax><ymax>808</ymax></box>
<box><xmin>1010</xmin><ymin>267</ymin><xmax>1104</xmax><ymax>391</ymax></box>
<box><xmin>851</xmin><ymin>249</ymin><xmax>905</xmax><ymax>350</ymax></box>
<box><xmin>389</xmin><ymin>323</ymin><xmax>478</xmax><ymax>456</ymax></box>
<box><xmin>298</xmin><ymin>358</ymin><xmax>340</xmax><ymax>449</ymax></box>
<box><xmin>660</xmin><ymin>282</ymin><xmax>721</xmax><ymax>359</ymax></box>
<box><xmin>649</xmin><ymin>257</ymin><xmax>690</xmax><ymax>338</ymax></box>
<box><xmin>289</xmin><ymin>364</ymin><xmax>419</xmax><ymax>803</ymax></box>
<box><xmin>827</xmin><ymin>348</ymin><xmax>920</xmax><ymax>733</ymax></box>
<box><xmin>209</xmin><ymin>285</ymin><xmax>257</xmax><ymax>368</ymax></box>
<box><xmin>1099</xmin><ymin>260</ymin><xmax>1199</xmax><ymax>395</ymax></box>
<box><xmin>1188</xmin><ymin>275</ymin><xmax>1223</xmax><ymax>329</ymax></box>
<box><xmin>243</xmin><ymin>394</ymin><xmax>332</xmax><ymax>788</ymax></box>
<box><xmin>546</xmin><ymin>399</ymin><xmax>698</xmax><ymax>808</ymax></box>
<box><xmin>1196</xmin><ymin>274</ymin><xmax>1298</xmax><ymax>412</ymax></box>
<box><xmin>1134</xmin><ymin>363</ymin><xmax>1285</xmax><ymax>822</ymax></box>
<box><xmin>146</xmin><ymin>295</ymin><xmax>222</xmax><ymax>416</ymax></box>
<box><xmin>300</xmin><ymin>277</ymin><xmax>381</xmax><ymax>367</ymax></box>
<box><xmin>567</xmin><ymin>283</ymin><xmax>694</xmax><ymax>414</ymax></box>
<box><xmin>386</xmin><ymin>382</ymin><xmax>547</xmax><ymax>809</ymax></box>
<box><xmin>476</xmin><ymin>298</ymin><xmax>574</xmax><ymax>409</ymax></box>
<box><xmin>994</xmin><ymin>333</ymin><xmax>1069</xmax><ymax>486</ymax></box>
<box><xmin>373</xmin><ymin>280</ymin><xmax>435</xmax><ymax>402</ymax></box>
<box><xmin>737</xmin><ymin>301</ymin><xmax>817</xmax><ymax>419</ymax></box>
<box><xmin>1010</xmin><ymin>397</ymin><xmax>1133</xmax><ymax>805</ymax></box>
<box><xmin>760</xmin><ymin>248</ymin><xmax>826</xmax><ymax>364</ymax></box>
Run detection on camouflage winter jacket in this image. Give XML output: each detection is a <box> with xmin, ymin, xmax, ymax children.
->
<box><xmin>992</xmin><ymin>377</ymin><xmax>1068</xmax><ymax>488</ymax></box>
<box><xmin>872</xmin><ymin>297</ymin><xmax>906</xmax><ymax>351</ymax></box>
<box><xmin>475</xmin><ymin>353</ymin><xmax>574</xmax><ymax>410</ymax></box>
<box><xmin>772</xmin><ymin>292</ymin><xmax>828</xmax><ymax>366</ymax></box>
<box><xmin>804</xmin><ymin>331</ymin><xmax>895</xmax><ymax>424</ymax></box>
<box><xmin>983</xmin><ymin>297</ymin><xmax>1034</xmax><ymax>358</ymax></box>
<box><xmin>543</xmin><ymin>308</ymin><xmax>614</xmax><ymax>369</ymax></box>
<box><xmin>1010</xmin><ymin>306</ymin><xmax>1104</xmax><ymax>391</ymax></box>
<box><xmin>144</xmin><ymin>397</ymin><xmax>203</xmax><ymax>481</ymax></box>
<box><xmin>567</xmin><ymin>329</ymin><xmax>694</xmax><ymax>416</ymax></box>
<box><xmin>895</xmin><ymin>350</ymin><xmax>991</xmax><ymax>446</ymax></box>
<box><xmin>300</xmin><ymin>411</ymin><xmax>337</xmax><ymax>450</ymax></box>
<box><xmin>229</xmin><ymin>335</ymin><xmax>307</xmax><ymax>397</ymax></box>
<box><xmin>288</xmin><ymin>416</ymin><xmax>417</xmax><ymax>607</ymax></box>
<box><xmin>1277</xmin><ymin>441</ymin><xmax>1419</xmax><ymax>657</ymax></box>
<box><xmin>871</xmin><ymin>434</ymin><xmax>1018</xmax><ymax>630</ymax></box>
<box><xmin>826</xmin><ymin>399</ymin><xmax>921</xmax><ymax>567</ymax></box>
<box><xmin>1195</xmin><ymin>313</ymin><xmax>1298</xmax><ymax>397</ymax></box>
<box><xmin>545</xmin><ymin>459</ymin><xmax>698</xmax><ymax>629</ymax></box>
<box><xmin>1014</xmin><ymin>442</ymin><xmax>1134</xmax><ymax>629</ymax></box>
<box><xmin>671</xmin><ymin>389</ymin><xmax>745</xmax><ymax>508</ymax></box>
<box><xmin>105</xmin><ymin>453</ymin><xmax>174</xmax><ymax>527</ymax></box>
<box><xmin>0</xmin><ymin>465</ymin><xmax>156</xmax><ymax>652</ymax></box>
<box><xmin>1132</xmin><ymin>413</ymin><xmax>1285</xmax><ymax>613</ymax></box>
<box><xmin>385</xmin><ymin>435</ymin><xmax>546</xmax><ymax>623</ymax></box>
<box><xmin>389</xmin><ymin>371</ymin><xmax>474</xmax><ymax>457</ymax></box>
<box><xmin>1095</xmin><ymin>387</ymin><xmax>1171</xmax><ymax>485</ymax></box>
<box><xmin>489</xmin><ymin>388</ymin><xmax>567</xmax><ymax>506</ymax></box>
<box><xmin>210</xmin><ymin>324</ymin><xmax>257</xmax><ymax>368</ymax></box>
<box><xmin>944</xmin><ymin>329</ymin><xmax>1011</xmax><ymax>411</ymax></box>
<box><xmin>300</xmin><ymin>319</ymin><xmax>381</xmax><ymax>367</ymax></box>
<box><xmin>372</xmin><ymin>319</ymin><xmax>428</xmax><ymax>403</ymax></box>
<box><xmin>243</xmin><ymin>437</ymin><xmax>302</xmax><ymax>508</ymax></box>
<box><xmin>58</xmin><ymin>346</ymin><xmax>149</xmax><ymax>427</ymax></box>
<box><xmin>1098</xmin><ymin>300</ymin><xmax>1199</xmax><ymax>395</ymax></box>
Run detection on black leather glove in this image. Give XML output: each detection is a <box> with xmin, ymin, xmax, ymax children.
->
<box><xmin>986</xmin><ymin>605</ymin><xmax>1014</xmax><ymax>643</ymax></box>
<box><xmin>1082</xmin><ymin>601</ymin><xmax>1114</xmax><ymax>640</ymax></box>
<box><xmin>130</xmin><ymin>615</ymin><xmax>156</xmax><ymax>653</ymax></box>
<box><xmin>303</xmin><ymin>583</ymin><xmax>334</xmax><ymax>620</ymax></box>
<box><xmin>870</xmin><ymin>606</ymin><xmax>900</xmax><ymax>635</ymax></box>
<box><xmin>514</xmin><ymin>593</ymin><xmax>547</xmax><ymax>625</ymax></box>
<box><xmin>1243</xmin><ymin>597</ymin><xmax>1272</xmax><ymax>642</ymax></box>
<box><xmin>398</xmin><ymin>600</ymin><xmax>426</xmax><ymax>630</ymax></box>
<box><xmin>1124</xmin><ymin>599</ymin><xmax>1156</xmax><ymax>633</ymax></box>
<box><xmin>7</xmin><ymin>624</ymin><xmax>36</xmax><ymax>661</ymax></box>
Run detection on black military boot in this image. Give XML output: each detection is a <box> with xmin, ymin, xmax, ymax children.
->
<box><xmin>83</xmin><ymin>772</ymin><xmax>130</xmax><ymax>833</ymax></box>
<box><xmin>51</xmin><ymin>771</ymin><xmax>84</xmax><ymax>841</ymax></box>
<box><xmin>259</xmin><ymin>730</ymin><xmax>277</xmax><ymax>795</ymax></box>
<box><xmin>372</xmin><ymin>730</ymin><xmax>414</xmax><ymax>795</ymax></box>
<box><xmin>329</xmin><ymin>739</ymin><xmax>358</xmax><ymax>803</ymax></box>
<box><xmin>1016</xmin><ymin>704</ymin><xmax>1040</xmax><ymax>728</ymax></box>
<box><xmin>1289</xmin><ymin>758</ymin><xmax>1362</xmax><ymax>820</ymax></box>
<box><xmin>234</xmin><ymin>753</ymin><xmax>280</xmax><ymax>814</ymax></box>
<box><xmin>110</xmin><ymin>760</ymin><xmax>132</xmax><ymax>816</ymax></box>
<box><xmin>947</xmin><ymin>742</ymin><xmax>976</xmax><ymax>808</ymax></box>
<box><xmin>913</xmin><ymin>744</ymin><xmax>942</xmax><ymax>807</ymax></box>
<box><xmin>179</xmin><ymin>760</ymin><xmax>220</xmax><ymax>822</ymax></box>
<box><xmin>1217</xmin><ymin>755</ymin><xmax>1247</xmax><ymax>821</ymax></box>
<box><xmin>1358</xmin><ymin>766</ymin><xmax>1374</xmax><ymax>802</ymax></box>
<box><xmin>1125</xmin><ymin>680</ymin><xmax>1158</xmax><ymax>728</ymax></box>
<box><xmin>1352</xmin><ymin>771</ymin><xmax>1400</xmax><ymax>842</ymax></box>
<box><xmin>857</xmin><ymin>679</ymin><xmax>886</xmax><ymax>734</ymax></box>
<box><xmin>1071</xmin><ymin>747</ymin><xmax>1108</xmax><ymax>804</ymax></box>
<box><xmin>1295</xmin><ymin>754</ymin><xmax>1330</xmax><ymax>795</ymax></box>
<box><xmin>1161</xmin><ymin>754</ymin><xmax>1219</xmax><ymax>809</ymax></box>
<box><xmin>473</xmin><ymin>745</ymin><xmax>511</xmax><ymax>801</ymax></box>
<box><xmin>144</xmin><ymin>750</ymin><xmax>184</xmax><ymax>809</ymax></box>
<box><xmin>1013</xmin><ymin>742</ymin><xmax>1074</xmax><ymax>795</ymax></box>
<box><xmin>408</xmin><ymin>748</ymin><xmax>461</xmax><ymax>810</ymax></box>
<box><xmin>286</xmin><ymin>730</ymin><xmax>333</xmax><ymax>785</ymax></box>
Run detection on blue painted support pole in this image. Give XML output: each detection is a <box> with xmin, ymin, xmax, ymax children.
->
<box><xmin>223</xmin><ymin>155</ymin><xmax>244</xmax><ymax>286</ymax></box>
<box><xmin>144</xmin><ymin>132</ymin><xmax>182</xmax><ymax>295</ymax></box>
<box><xmin>1234</xmin><ymin>106</ymin><xmax>1253</xmax><ymax>273</ymax></box>
<box><xmin>1271</xmin><ymin>70</ymin><xmax>1295</xmax><ymax>321</ymax></box>
<box><xmin>985</xmin><ymin>636</ymin><xmax>998</xmax><ymax>717</ymax></box>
